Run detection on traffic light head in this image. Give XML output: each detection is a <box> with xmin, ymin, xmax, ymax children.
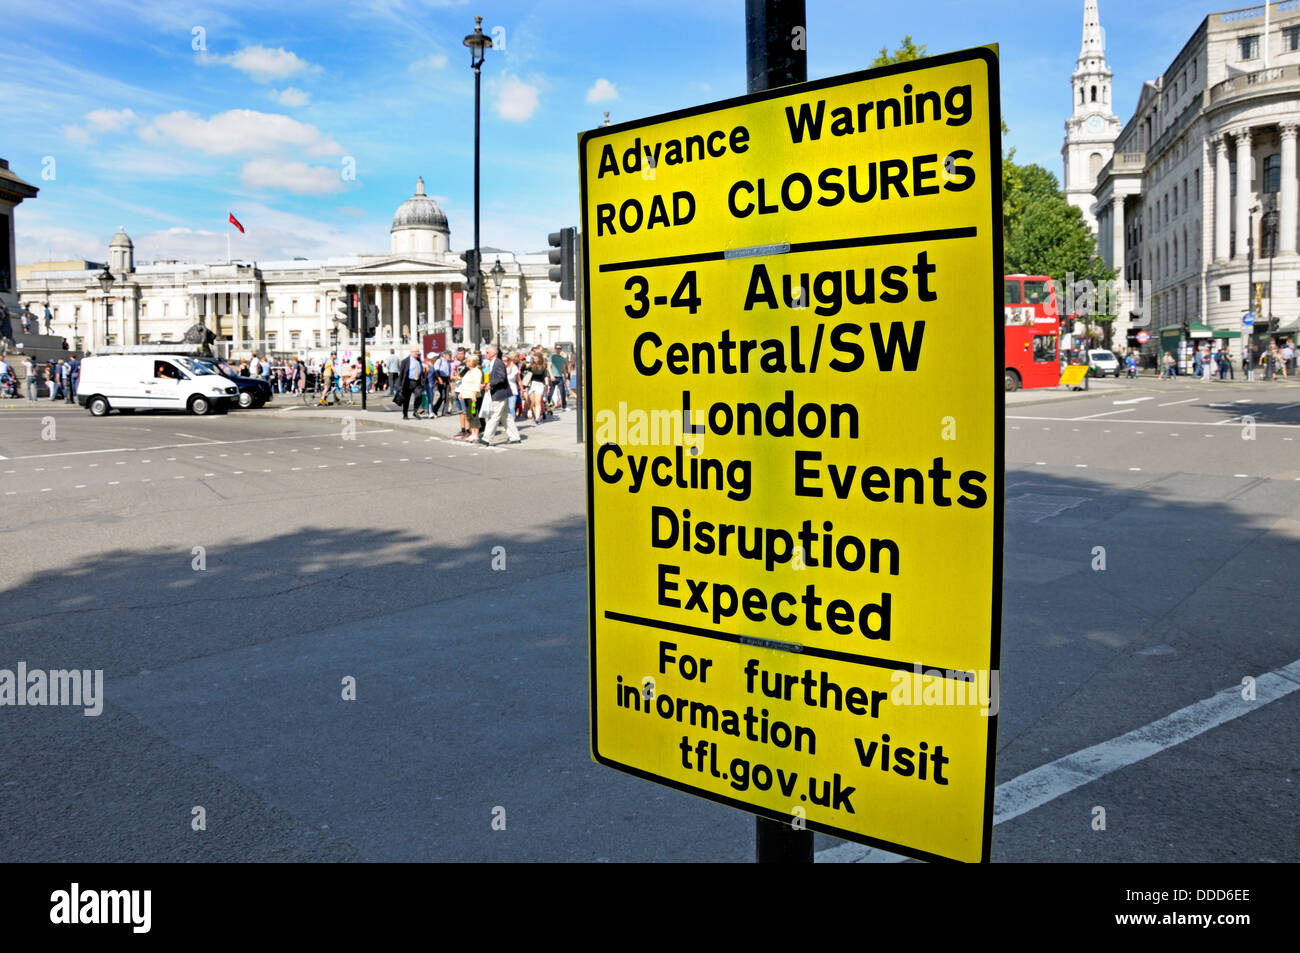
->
<box><xmin>337</xmin><ymin>296</ymin><xmax>356</xmax><ymax>334</ymax></box>
<box><xmin>548</xmin><ymin>226</ymin><xmax>576</xmax><ymax>301</ymax></box>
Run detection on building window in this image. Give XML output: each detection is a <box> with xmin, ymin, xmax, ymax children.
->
<box><xmin>1239</xmin><ymin>35</ymin><xmax>1260</xmax><ymax>60</ymax></box>
<box><xmin>1263</xmin><ymin>154</ymin><xmax>1281</xmax><ymax>193</ymax></box>
<box><xmin>291</xmin><ymin>299</ymin><xmax>297</xmax><ymax>314</ymax></box>
<box><xmin>1286</xmin><ymin>26</ymin><xmax>1300</xmax><ymax>51</ymax></box>
<box><xmin>163</xmin><ymin>301</ymin><xmax>169</xmax><ymax>317</ymax></box>
<box><xmin>290</xmin><ymin>331</ymin><xmax>301</xmax><ymax>347</ymax></box>
<box><xmin>1220</xmin><ymin>285</ymin><xmax>1231</xmax><ymax>301</ymax></box>
<box><xmin>140</xmin><ymin>302</ymin><xmax>147</xmax><ymax>317</ymax></box>
<box><xmin>1090</xmin><ymin>85</ymin><xmax>1097</xmax><ymax>102</ymax></box>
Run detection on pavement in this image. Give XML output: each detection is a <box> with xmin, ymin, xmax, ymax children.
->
<box><xmin>273</xmin><ymin>389</ymin><xmax>586</xmax><ymax>456</ymax></box>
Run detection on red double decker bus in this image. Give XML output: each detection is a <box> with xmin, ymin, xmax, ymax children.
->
<box><xmin>1003</xmin><ymin>274</ymin><xmax>1062</xmax><ymax>391</ymax></box>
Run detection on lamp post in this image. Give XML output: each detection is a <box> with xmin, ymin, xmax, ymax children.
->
<box><xmin>1248</xmin><ymin>204</ymin><xmax>1259</xmax><ymax>379</ymax></box>
<box><xmin>96</xmin><ymin>264</ymin><xmax>115</xmax><ymax>352</ymax></box>
<box><xmin>491</xmin><ymin>256</ymin><xmax>504</xmax><ymax>348</ymax></box>
<box><xmin>463</xmin><ymin>15</ymin><xmax>493</xmax><ymax>350</ymax></box>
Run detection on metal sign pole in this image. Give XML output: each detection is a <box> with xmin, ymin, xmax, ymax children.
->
<box><xmin>575</xmin><ymin>231</ymin><xmax>584</xmax><ymax>444</ymax></box>
<box><xmin>746</xmin><ymin>0</ymin><xmax>812</xmax><ymax>865</ymax></box>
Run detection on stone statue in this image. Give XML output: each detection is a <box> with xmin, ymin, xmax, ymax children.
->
<box><xmin>182</xmin><ymin>318</ymin><xmax>217</xmax><ymax>355</ymax></box>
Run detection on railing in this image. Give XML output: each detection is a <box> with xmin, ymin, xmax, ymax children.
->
<box><xmin>1113</xmin><ymin>152</ymin><xmax>1147</xmax><ymax>171</ymax></box>
<box><xmin>1210</xmin><ymin>65</ymin><xmax>1300</xmax><ymax>103</ymax></box>
<box><xmin>1219</xmin><ymin>0</ymin><xmax>1300</xmax><ymax>24</ymax></box>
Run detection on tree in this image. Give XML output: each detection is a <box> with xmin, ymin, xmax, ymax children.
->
<box><xmin>871</xmin><ymin>36</ymin><xmax>926</xmax><ymax>67</ymax></box>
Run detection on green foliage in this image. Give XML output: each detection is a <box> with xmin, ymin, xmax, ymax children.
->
<box><xmin>871</xmin><ymin>36</ymin><xmax>926</xmax><ymax>67</ymax></box>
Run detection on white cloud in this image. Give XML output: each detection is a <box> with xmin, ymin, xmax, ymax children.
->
<box><xmin>62</xmin><ymin>124</ymin><xmax>92</xmax><ymax>145</ymax></box>
<box><xmin>141</xmin><ymin>110</ymin><xmax>343</xmax><ymax>157</ymax></box>
<box><xmin>411</xmin><ymin>53</ymin><xmax>449</xmax><ymax>71</ymax></box>
<box><xmin>83</xmin><ymin>108</ymin><xmax>137</xmax><ymax>131</ymax></box>
<box><xmin>199</xmin><ymin>45</ymin><xmax>321</xmax><ymax>83</ymax></box>
<box><xmin>240</xmin><ymin>158</ymin><xmax>346</xmax><ymax>195</ymax></box>
<box><xmin>586</xmin><ymin>78</ymin><xmax>618</xmax><ymax>103</ymax></box>
<box><xmin>270</xmin><ymin>87</ymin><xmax>311</xmax><ymax>107</ymax></box>
<box><xmin>496</xmin><ymin>75</ymin><xmax>539</xmax><ymax>121</ymax></box>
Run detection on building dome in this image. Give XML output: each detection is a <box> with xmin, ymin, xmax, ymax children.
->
<box><xmin>390</xmin><ymin>177</ymin><xmax>450</xmax><ymax>254</ymax></box>
<box><xmin>108</xmin><ymin>225</ymin><xmax>134</xmax><ymax>273</ymax></box>
<box><xmin>392</xmin><ymin>177</ymin><xmax>448</xmax><ymax>231</ymax></box>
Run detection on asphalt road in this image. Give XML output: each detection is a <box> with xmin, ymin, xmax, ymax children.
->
<box><xmin>0</xmin><ymin>379</ymin><xmax>1296</xmax><ymax>862</ymax></box>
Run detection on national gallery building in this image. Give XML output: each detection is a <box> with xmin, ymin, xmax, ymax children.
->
<box><xmin>16</xmin><ymin>178</ymin><xmax>576</xmax><ymax>357</ymax></box>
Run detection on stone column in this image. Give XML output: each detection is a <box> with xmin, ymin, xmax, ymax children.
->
<box><xmin>1280</xmin><ymin>122</ymin><xmax>1298</xmax><ymax>255</ymax></box>
<box><xmin>425</xmin><ymin>283</ymin><xmax>435</xmax><ymax>338</ymax></box>
<box><xmin>1235</xmin><ymin>128</ymin><xmax>1253</xmax><ymax>259</ymax></box>
<box><xmin>408</xmin><ymin>282</ymin><xmax>417</xmax><ymax>342</ymax></box>
<box><xmin>1214</xmin><ymin>134</ymin><xmax>1231</xmax><ymax>261</ymax></box>
<box><xmin>1111</xmin><ymin>196</ymin><xmax>1127</xmax><ymax>342</ymax></box>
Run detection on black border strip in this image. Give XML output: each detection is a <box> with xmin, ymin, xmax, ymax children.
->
<box><xmin>597</xmin><ymin>226</ymin><xmax>979</xmax><ymax>273</ymax></box>
<box><xmin>604</xmin><ymin>610</ymin><xmax>976</xmax><ymax>681</ymax></box>
<box><xmin>580</xmin><ymin>44</ymin><xmax>1003</xmax><ymax>865</ymax></box>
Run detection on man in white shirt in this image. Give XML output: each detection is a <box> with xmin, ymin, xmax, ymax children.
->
<box><xmin>480</xmin><ymin>345</ymin><xmax>520</xmax><ymax>445</ymax></box>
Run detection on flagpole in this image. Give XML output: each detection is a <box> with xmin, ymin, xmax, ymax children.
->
<box><xmin>226</xmin><ymin>220</ymin><xmax>231</xmax><ymax>264</ymax></box>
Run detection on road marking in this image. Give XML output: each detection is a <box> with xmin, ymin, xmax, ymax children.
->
<box><xmin>1276</xmin><ymin>402</ymin><xmax>1300</xmax><ymax>411</ymax></box>
<box><xmin>1234</xmin><ymin>473</ymin><xmax>1250</xmax><ymax>478</ymax></box>
<box><xmin>1074</xmin><ymin>463</ymin><xmax>1087</xmax><ymax>468</ymax></box>
<box><xmin>108</xmin><ymin>481</ymin><xmax>119</xmax><ymax>485</ymax></box>
<box><xmin>819</xmin><ymin>657</ymin><xmax>1300</xmax><ymax>862</ymax></box>
<box><xmin>1008</xmin><ymin>415</ymin><xmax>1300</xmax><ymax>430</ymax></box>
<box><xmin>1112</xmin><ymin>397</ymin><xmax>1153</xmax><ymax>405</ymax></box>
<box><xmin>1157</xmin><ymin>398</ymin><xmax>1197</xmax><ymax>407</ymax></box>
<box><xmin>74</xmin><ymin>484</ymin><xmax>86</xmax><ymax>488</ymax></box>
<box><xmin>1128</xmin><ymin>467</ymin><xmax>1141</xmax><ymax>471</ymax></box>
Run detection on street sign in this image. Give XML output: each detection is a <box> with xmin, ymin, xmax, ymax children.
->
<box><xmin>1242</xmin><ymin>312</ymin><xmax>1254</xmax><ymax>327</ymax></box>
<box><xmin>1136</xmin><ymin>331</ymin><xmax>1150</xmax><ymax>344</ymax></box>
<box><xmin>581</xmin><ymin>47</ymin><xmax>1003</xmax><ymax>863</ymax></box>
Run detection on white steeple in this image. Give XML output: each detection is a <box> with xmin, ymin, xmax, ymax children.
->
<box><xmin>1062</xmin><ymin>0</ymin><xmax>1121</xmax><ymax>233</ymax></box>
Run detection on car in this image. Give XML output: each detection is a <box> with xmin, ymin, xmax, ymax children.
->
<box><xmin>76</xmin><ymin>355</ymin><xmax>237</xmax><ymax>416</ymax></box>
<box><xmin>1087</xmin><ymin>349</ymin><xmax>1121</xmax><ymax>377</ymax></box>
<box><xmin>192</xmin><ymin>358</ymin><xmax>273</xmax><ymax>408</ymax></box>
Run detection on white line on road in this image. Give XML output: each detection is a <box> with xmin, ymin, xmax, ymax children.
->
<box><xmin>1008</xmin><ymin>415</ymin><xmax>1299</xmax><ymax>429</ymax></box>
<box><xmin>1112</xmin><ymin>397</ymin><xmax>1153</xmax><ymax>405</ymax></box>
<box><xmin>10</xmin><ymin>428</ymin><xmax>397</xmax><ymax>461</ymax></box>
<box><xmin>1157</xmin><ymin>398</ymin><xmax>1197</xmax><ymax>407</ymax></box>
<box><xmin>1074</xmin><ymin>409</ymin><xmax>1136</xmax><ymax>419</ymax></box>
<box><xmin>819</xmin><ymin>657</ymin><xmax>1300</xmax><ymax>862</ymax></box>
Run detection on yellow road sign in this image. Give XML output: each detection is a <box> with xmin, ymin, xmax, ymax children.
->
<box><xmin>581</xmin><ymin>47</ymin><xmax>1003</xmax><ymax>863</ymax></box>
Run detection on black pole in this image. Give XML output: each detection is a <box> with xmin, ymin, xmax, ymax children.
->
<box><xmin>575</xmin><ymin>231</ymin><xmax>583</xmax><ymax>444</ymax></box>
<box><xmin>473</xmin><ymin>63</ymin><xmax>483</xmax><ymax>349</ymax></box>
<box><xmin>359</xmin><ymin>287</ymin><xmax>367</xmax><ymax>409</ymax></box>
<box><xmin>745</xmin><ymin>0</ymin><xmax>807</xmax><ymax>93</ymax></box>
<box><xmin>747</xmin><ymin>0</ymin><xmax>812</xmax><ymax>863</ymax></box>
<box><xmin>1248</xmin><ymin>211</ymin><xmax>1256</xmax><ymax>379</ymax></box>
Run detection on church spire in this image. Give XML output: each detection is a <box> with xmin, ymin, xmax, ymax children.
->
<box><xmin>1079</xmin><ymin>0</ymin><xmax>1104</xmax><ymax>62</ymax></box>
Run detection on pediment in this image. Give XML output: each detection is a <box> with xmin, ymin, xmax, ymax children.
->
<box><xmin>345</xmin><ymin>256</ymin><xmax>450</xmax><ymax>274</ymax></box>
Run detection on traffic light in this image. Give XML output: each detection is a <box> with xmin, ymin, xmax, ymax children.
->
<box><xmin>337</xmin><ymin>294</ymin><xmax>356</xmax><ymax>333</ymax></box>
<box><xmin>460</xmin><ymin>249</ymin><xmax>480</xmax><ymax>312</ymax></box>
<box><xmin>548</xmin><ymin>227</ymin><xmax>576</xmax><ymax>301</ymax></box>
<box><xmin>1269</xmin><ymin>316</ymin><xmax>1280</xmax><ymax>332</ymax></box>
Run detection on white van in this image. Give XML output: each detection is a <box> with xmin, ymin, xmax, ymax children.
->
<box><xmin>77</xmin><ymin>355</ymin><xmax>238</xmax><ymax>416</ymax></box>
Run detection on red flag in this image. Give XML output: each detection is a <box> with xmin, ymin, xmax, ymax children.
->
<box><xmin>228</xmin><ymin>212</ymin><xmax>244</xmax><ymax>233</ymax></box>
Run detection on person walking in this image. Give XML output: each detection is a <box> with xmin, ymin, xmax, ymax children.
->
<box><xmin>397</xmin><ymin>347</ymin><xmax>424</xmax><ymax>419</ymax></box>
<box><xmin>23</xmin><ymin>356</ymin><xmax>36</xmax><ymax>400</ymax></box>
<box><xmin>480</xmin><ymin>345</ymin><xmax>521</xmax><ymax>445</ymax></box>
<box><xmin>456</xmin><ymin>355</ymin><xmax>484</xmax><ymax>440</ymax></box>
<box><xmin>43</xmin><ymin>304</ymin><xmax>53</xmax><ymax>334</ymax></box>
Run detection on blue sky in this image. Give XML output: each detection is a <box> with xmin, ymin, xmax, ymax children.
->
<box><xmin>2</xmin><ymin>0</ymin><xmax>1219</xmax><ymax>265</ymax></box>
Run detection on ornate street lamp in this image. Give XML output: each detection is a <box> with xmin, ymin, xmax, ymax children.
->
<box><xmin>491</xmin><ymin>256</ymin><xmax>505</xmax><ymax>347</ymax></box>
<box><xmin>464</xmin><ymin>15</ymin><xmax>493</xmax><ymax>348</ymax></box>
<box><xmin>96</xmin><ymin>265</ymin><xmax>115</xmax><ymax>351</ymax></box>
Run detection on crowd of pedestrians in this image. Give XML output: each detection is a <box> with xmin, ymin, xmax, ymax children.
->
<box><xmin>0</xmin><ymin>355</ymin><xmax>80</xmax><ymax>402</ymax></box>
<box><xmin>1157</xmin><ymin>339</ymin><xmax>1295</xmax><ymax>381</ymax></box>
